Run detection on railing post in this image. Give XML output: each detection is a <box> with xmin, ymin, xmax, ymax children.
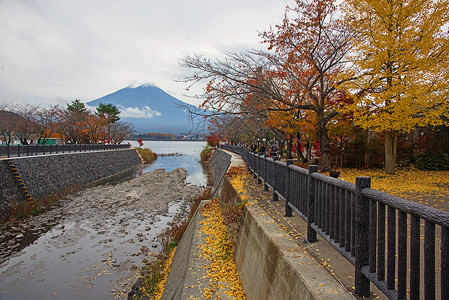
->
<box><xmin>252</xmin><ymin>152</ymin><xmax>257</xmax><ymax>178</ymax></box>
<box><xmin>442</xmin><ymin>226</ymin><xmax>449</xmax><ymax>300</ymax></box>
<box><xmin>263</xmin><ymin>155</ymin><xmax>268</xmax><ymax>191</ymax></box>
<box><xmin>272</xmin><ymin>157</ymin><xmax>279</xmax><ymax>201</ymax></box>
<box><xmin>257</xmin><ymin>154</ymin><xmax>262</xmax><ymax>184</ymax></box>
<box><xmin>307</xmin><ymin>165</ymin><xmax>318</xmax><ymax>242</ymax></box>
<box><xmin>355</xmin><ymin>176</ymin><xmax>371</xmax><ymax>297</ymax></box>
<box><xmin>7</xmin><ymin>144</ymin><xmax>10</xmax><ymax>158</ymax></box>
<box><xmin>18</xmin><ymin>144</ymin><xmax>20</xmax><ymax>157</ymax></box>
<box><xmin>285</xmin><ymin>159</ymin><xmax>293</xmax><ymax>217</ymax></box>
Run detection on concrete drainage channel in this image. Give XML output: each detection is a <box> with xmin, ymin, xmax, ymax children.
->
<box><xmin>162</xmin><ymin>150</ymin><xmax>353</xmax><ymax>300</ymax></box>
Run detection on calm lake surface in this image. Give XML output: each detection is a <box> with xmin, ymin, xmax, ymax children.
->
<box><xmin>0</xmin><ymin>141</ymin><xmax>207</xmax><ymax>300</ymax></box>
<box><xmin>128</xmin><ymin>140</ymin><xmax>207</xmax><ymax>186</ymax></box>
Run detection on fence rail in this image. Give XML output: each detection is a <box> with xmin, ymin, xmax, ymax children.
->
<box><xmin>0</xmin><ymin>144</ymin><xmax>131</xmax><ymax>158</ymax></box>
<box><xmin>221</xmin><ymin>144</ymin><xmax>448</xmax><ymax>300</ymax></box>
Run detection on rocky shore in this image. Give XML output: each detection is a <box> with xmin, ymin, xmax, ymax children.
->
<box><xmin>0</xmin><ymin>168</ymin><xmax>203</xmax><ymax>299</ymax></box>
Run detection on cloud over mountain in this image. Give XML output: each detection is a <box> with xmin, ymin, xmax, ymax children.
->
<box><xmin>117</xmin><ymin>105</ymin><xmax>161</xmax><ymax>118</ymax></box>
<box><xmin>87</xmin><ymin>84</ymin><xmax>205</xmax><ymax>134</ymax></box>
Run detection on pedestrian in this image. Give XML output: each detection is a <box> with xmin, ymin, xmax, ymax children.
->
<box><xmin>270</xmin><ymin>143</ymin><xmax>278</xmax><ymax>157</ymax></box>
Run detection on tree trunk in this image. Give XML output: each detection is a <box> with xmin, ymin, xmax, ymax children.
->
<box><xmin>279</xmin><ymin>140</ymin><xmax>285</xmax><ymax>159</ymax></box>
<box><xmin>306</xmin><ymin>141</ymin><xmax>311</xmax><ymax>161</ymax></box>
<box><xmin>384</xmin><ymin>130</ymin><xmax>398</xmax><ymax>174</ymax></box>
<box><xmin>286</xmin><ymin>139</ymin><xmax>293</xmax><ymax>159</ymax></box>
<box><xmin>320</xmin><ymin>135</ymin><xmax>331</xmax><ymax>171</ymax></box>
<box><xmin>339</xmin><ymin>136</ymin><xmax>344</xmax><ymax>168</ymax></box>
<box><xmin>296</xmin><ymin>132</ymin><xmax>308</xmax><ymax>163</ymax></box>
<box><xmin>318</xmin><ymin>121</ymin><xmax>331</xmax><ymax>171</ymax></box>
<box><xmin>364</xmin><ymin>129</ymin><xmax>370</xmax><ymax>168</ymax></box>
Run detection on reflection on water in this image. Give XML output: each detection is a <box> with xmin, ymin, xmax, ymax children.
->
<box><xmin>0</xmin><ymin>200</ymin><xmax>185</xmax><ymax>300</ymax></box>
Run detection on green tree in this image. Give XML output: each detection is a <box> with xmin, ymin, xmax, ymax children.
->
<box><xmin>59</xmin><ymin>100</ymin><xmax>90</xmax><ymax>143</ymax></box>
<box><xmin>341</xmin><ymin>0</ymin><xmax>449</xmax><ymax>173</ymax></box>
<box><xmin>67</xmin><ymin>99</ymin><xmax>87</xmax><ymax>114</ymax></box>
<box><xmin>96</xmin><ymin>102</ymin><xmax>120</xmax><ymax>124</ymax></box>
<box><xmin>96</xmin><ymin>102</ymin><xmax>120</xmax><ymax>144</ymax></box>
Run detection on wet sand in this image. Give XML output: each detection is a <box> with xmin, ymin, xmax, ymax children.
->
<box><xmin>0</xmin><ymin>168</ymin><xmax>202</xmax><ymax>300</ymax></box>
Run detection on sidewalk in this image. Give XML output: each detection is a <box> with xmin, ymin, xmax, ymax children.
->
<box><xmin>232</xmin><ymin>160</ymin><xmax>386</xmax><ymax>299</ymax></box>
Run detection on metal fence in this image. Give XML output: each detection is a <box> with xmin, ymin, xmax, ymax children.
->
<box><xmin>0</xmin><ymin>143</ymin><xmax>131</xmax><ymax>158</ymax></box>
<box><xmin>221</xmin><ymin>144</ymin><xmax>449</xmax><ymax>300</ymax></box>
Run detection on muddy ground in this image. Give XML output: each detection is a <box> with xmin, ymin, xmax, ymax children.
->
<box><xmin>0</xmin><ymin>168</ymin><xmax>203</xmax><ymax>300</ymax></box>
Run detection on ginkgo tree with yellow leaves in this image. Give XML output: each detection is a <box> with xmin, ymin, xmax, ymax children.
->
<box><xmin>340</xmin><ymin>0</ymin><xmax>449</xmax><ymax>174</ymax></box>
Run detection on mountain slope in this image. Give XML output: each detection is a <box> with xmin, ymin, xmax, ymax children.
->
<box><xmin>87</xmin><ymin>84</ymin><xmax>203</xmax><ymax>134</ymax></box>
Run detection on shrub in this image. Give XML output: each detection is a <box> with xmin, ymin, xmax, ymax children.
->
<box><xmin>206</xmin><ymin>133</ymin><xmax>221</xmax><ymax>147</ymax></box>
<box><xmin>135</xmin><ymin>148</ymin><xmax>157</xmax><ymax>164</ymax></box>
<box><xmin>200</xmin><ymin>145</ymin><xmax>214</xmax><ymax>163</ymax></box>
<box><xmin>413</xmin><ymin>153</ymin><xmax>449</xmax><ymax>171</ymax></box>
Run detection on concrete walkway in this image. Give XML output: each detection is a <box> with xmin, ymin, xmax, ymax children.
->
<box><xmin>162</xmin><ymin>200</ymin><xmax>237</xmax><ymax>300</ymax></box>
<box><xmin>221</xmin><ymin>149</ymin><xmax>387</xmax><ymax>300</ymax></box>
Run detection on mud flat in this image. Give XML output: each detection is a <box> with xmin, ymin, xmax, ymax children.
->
<box><xmin>0</xmin><ymin>168</ymin><xmax>202</xmax><ymax>300</ymax></box>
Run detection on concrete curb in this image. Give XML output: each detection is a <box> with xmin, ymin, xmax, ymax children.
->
<box><xmin>234</xmin><ymin>201</ymin><xmax>354</xmax><ymax>300</ymax></box>
<box><xmin>162</xmin><ymin>200</ymin><xmax>209</xmax><ymax>300</ymax></box>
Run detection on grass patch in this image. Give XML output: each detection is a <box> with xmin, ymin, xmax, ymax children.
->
<box><xmin>136</xmin><ymin>148</ymin><xmax>158</xmax><ymax>164</ymax></box>
<box><xmin>1</xmin><ymin>185</ymin><xmax>81</xmax><ymax>225</ymax></box>
<box><xmin>200</xmin><ymin>145</ymin><xmax>214</xmax><ymax>163</ymax></box>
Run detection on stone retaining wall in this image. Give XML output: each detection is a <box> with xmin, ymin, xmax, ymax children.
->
<box><xmin>0</xmin><ymin>160</ymin><xmax>24</xmax><ymax>217</ymax></box>
<box><xmin>0</xmin><ymin>149</ymin><xmax>141</xmax><ymax>218</ymax></box>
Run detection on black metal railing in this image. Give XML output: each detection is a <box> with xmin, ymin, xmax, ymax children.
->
<box><xmin>0</xmin><ymin>143</ymin><xmax>131</xmax><ymax>158</ymax></box>
<box><xmin>221</xmin><ymin>144</ymin><xmax>448</xmax><ymax>300</ymax></box>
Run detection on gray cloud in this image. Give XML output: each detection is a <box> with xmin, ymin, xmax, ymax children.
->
<box><xmin>118</xmin><ymin>105</ymin><xmax>161</xmax><ymax>119</ymax></box>
<box><xmin>0</xmin><ymin>0</ymin><xmax>287</xmax><ymax>107</ymax></box>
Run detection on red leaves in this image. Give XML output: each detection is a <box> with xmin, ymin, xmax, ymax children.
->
<box><xmin>206</xmin><ymin>133</ymin><xmax>221</xmax><ymax>147</ymax></box>
<box><xmin>137</xmin><ymin>138</ymin><xmax>144</xmax><ymax>147</ymax></box>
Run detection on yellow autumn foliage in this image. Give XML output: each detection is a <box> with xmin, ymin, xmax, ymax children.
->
<box><xmin>340</xmin><ymin>168</ymin><xmax>449</xmax><ymax>211</ymax></box>
<box><xmin>341</xmin><ymin>0</ymin><xmax>449</xmax><ymax>132</ymax></box>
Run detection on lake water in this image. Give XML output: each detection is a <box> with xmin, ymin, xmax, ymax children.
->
<box><xmin>128</xmin><ymin>141</ymin><xmax>207</xmax><ymax>186</ymax></box>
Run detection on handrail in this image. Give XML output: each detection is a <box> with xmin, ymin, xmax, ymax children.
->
<box><xmin>0</xmin><ymin>144</ymin><xmax>131</xmax><ymax>158</ymax></box>
<box><xmin>221</xmin><ymin>144</ymin><xmax>448</xmax><ymax>300</ymax></box>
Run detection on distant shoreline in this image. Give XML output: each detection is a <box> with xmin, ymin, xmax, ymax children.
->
<box><xmin>132</xmin><ymin>132</ymin><xmax>206</xmax><ymax>142</ymax></box>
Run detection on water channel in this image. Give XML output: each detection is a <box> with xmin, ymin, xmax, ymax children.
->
<box><xmin>0</xmin><ymin>141</ymin><xmax>207</xmax><ymax>300</ymax></box>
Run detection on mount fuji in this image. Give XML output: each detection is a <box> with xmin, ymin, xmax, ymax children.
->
<box><xmin>87</xmin><ymin>84</ymin><xmax>205</xmax><ymax>134</ymax></box>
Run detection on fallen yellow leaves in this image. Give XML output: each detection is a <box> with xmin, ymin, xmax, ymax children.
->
<box><xmin>199</xmin><ymin>199</ymin><xmax>246</xmax><ymax>299</ymax></box>
<box><xmin>150</xmin><ymin>247</ymin><xmax>177</xmax><ymax>300</ymax></box>
<box><xmin>340</xmin><ymin>168</ymin><xmax>449</xmax><ymax>211</ymax></box>
<box><xmin>228</xmin><ymin>171</ymin><xmax>250</xmax><ymax>204</ymax></box>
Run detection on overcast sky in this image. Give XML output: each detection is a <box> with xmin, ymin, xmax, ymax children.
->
<box><xmin>0</xmin><ymin>0</ymin><xmax>287</xmax><ymax>107</ymax></box>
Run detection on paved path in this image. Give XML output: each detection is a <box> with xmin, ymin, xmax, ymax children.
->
<box><xmin>220</xmin><ymin>149</ymin><xmax>387</xmax><ymax>299</ymax></box>
<box><xmin>233</xmin><ymin>168</ymin><xmax>386</xmax><ymax>299</ymax></box>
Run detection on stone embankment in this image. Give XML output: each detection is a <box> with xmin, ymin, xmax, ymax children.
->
<box><xmin>0</xmin><ymin>149</ymin><xmax>141</xmax><ymax>218</ymax></box>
